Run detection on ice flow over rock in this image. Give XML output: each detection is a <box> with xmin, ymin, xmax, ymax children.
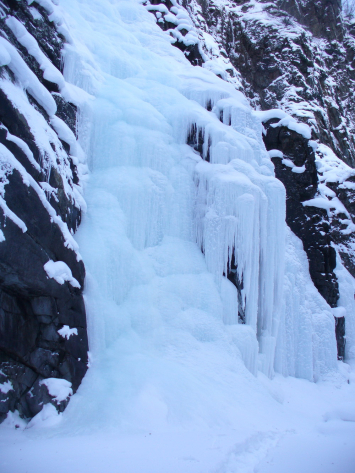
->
<box><xmin>56</xmin><ymin>0</ymin><xmax>341</xmax><ymax>429</ymax></box>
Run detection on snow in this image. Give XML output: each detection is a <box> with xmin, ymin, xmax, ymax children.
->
<box><xmin>29</xmin><ymin>7</ymin><xmax>43</xmax><ymax>21</ymax></box>
<box><xmin>0</xmin><ymin>75</ymin><xmax>86</xmax><ymax>210</ymax></box>
<box><xmin>27</xmin><ymin>0</ymin><xmax>72</xmax><ymax>43</ymax></box>
<box><xmin>40</xmin><ymin>378</ymin><xmax>73</xmax><ymax>403</ymax></box>
<box><xmin>275</xmin><ymin>155</ymin><xmax>306</xmax><ymax>174</ymax></box>
<box><xmin>0</xmin><ymin>381</ymin><xmax>13</xmax><ymax>394</ymax></box>
<box><xmin>268</xmin><ymin>149</ymin><xmax>283</xmax><ymax>159</ymax></box>
<box><xmin>0</xmin><ymin>22</ymin><xmax>87</xmax><ymax>246</ymax></box>
<box><xmin>26</xmin><ymin>404</ymin><xmax>63</xmax><ymax>429</ymax></box>
<box><xmin>0</xmin><ymin>41</ymin><xmax>11</xmax><ymax>66</ymax></box>
<box><xmin>254</xmin><ymin>109</ymin><xmax>312</xmax><ymax>139</ymax></box>
<box><xmin>301</xmin><ymin>143</ymin><xmax>355</xmax><ymax>232</ymax></box>
<box><xmin>316</xmin><ymin>143</ymin><xmax>355</xmax><ymax>184</ymax></box>
<box><xmin>6</xmin><ymin>16</ymin><xmax>66</xmax><ymax>90</ymax></box>
<box><xmin>324</xmin><ymin>402</ymin><xmax>355</xmax><ymax>422</ymax></box>
<box><xmin>44</xmin><ymin>260</ymin><xmax>81</xmax><ymax>288</ymax></box>
<box><xmin>291</xmin><ymin>164</ymin><xmax>305</xmax><ymax>173</ymax></box>
<box><xmin>0</xmin><ymin>143</ymin><xmax>28</xmax><ymax>234</ymax></box>
<box><xmin>303</xmin><ymin>196</ymin><xmax>340</xmax><ymax>213</ymax></box>
<box><xmin>1</xmin><ymin>125</ymin><xmax>41</xmax><ymax>172</ymax></box>
<box><xmin>0</xmin><ymin>137</ymin><xmax>81</xmax><ymax>253</ymax></box>
<box><xmin>1</xmin><ymin>369</ymin><xmax>355</xmax><ymax>472</ymax></box>
<box><xmin>57</xmin><ymin>325</ymin><xmax>78</xmax><ymax>339</ymax></box>
<box><xmin>145</xmin><ymin>0</ymin><xmax>199</xmax><ymax>48</ymax></box>
<box><xmin>5</xmin><ymin>14</ymin><xmax>88</xmax><ymax>112</ymax></box>
<box><xmin>0</xmin><ymin>0</ymin><xmax>354</xmax><ymax>471</ymax></box>
<box><xmin>332</xmin><ymin>306</ymin><xmax>347</xmax><ymax>318</ymax></box>
<box><xmin>50</xmin><ymin>116</ymin><xmax>80</xmax><ymax>157</ymax></box>
<box><xmin>0</xmin><ymin>36</ymin><xmax>57</xmax><ymax>117</ymax></box>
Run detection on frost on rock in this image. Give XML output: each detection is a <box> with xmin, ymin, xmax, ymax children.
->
<box><xmin>303</xmin><ymin>143</ymin><xmax>355</xmax><ymax>307</ymax></box>
<box><xmin>303</xmin><ymin>144</ymin><xmax>355</xmax><ymax>231</ymax></box>
<box><xmin>184</xmin><ymin>0</ymin><xmax>355</xmax><ymax>167</ymax></box>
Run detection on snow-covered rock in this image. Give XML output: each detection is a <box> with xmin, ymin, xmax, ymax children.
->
<box><xmin>0</xmin><ymin>0</ymin><xmax>88</xmax><ymax>423</ymax></box>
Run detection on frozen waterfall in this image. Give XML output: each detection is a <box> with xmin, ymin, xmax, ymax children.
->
<box><xmin>55</xmin><ymin>0</ymin><xmax>339</xmax><ymax>431</ymax></box>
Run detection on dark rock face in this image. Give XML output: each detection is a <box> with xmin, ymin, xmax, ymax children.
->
<box><xmin>263</xmin><ymin>120</ymin><xmax>339</xmax><ymax>308</ymax></box>
<box><xmin>279</xmin><ymin>0</ymin><xmax>343</xmax><ymax>41</ymax></box>
<box><xmin>0</xmin><ymin>0</ymin><xmax>88</xmax><ymax>422</ymax></box>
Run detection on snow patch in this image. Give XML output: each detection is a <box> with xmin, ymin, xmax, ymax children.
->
<box><xmin>57</xmin><ymin>325</ymin><xmax>78</xmax><ymax>339</ymax></box>
<box><xmin>268</xmin><ymin>149</ymin><xmax>283</xmax><ymax>159</ymax></box>
<box><xmin>6</xmin><ymin>16</ymin><xmax>66</xmax><ymax>91</ymax></box>
<box><xmin>0</xmin><ymin>36</ymin><xmax>56</xmax><ymax>116</ymax></box>
<box><xmin>254</xmin><ymin>109</ymin><xmax>312</xmax><ymax>139</ymax></box>
<box><xmin>0</xmin><ymin>380</ymin><xmax>13</xmax><ymax>394</ymax></box>
<box><xmin>44</xmin><ymin>260</ymin><xmax>81</xmax><ymax>288</ymax></box>
<box><xmin>333</xmin><ymin>307</ymin><xmax>346</xmax><ymax>318</ymax></box>
<box><xmin>40</xmin><ymin>378</ymin><xmax>73</xmax><ymax>403</ymax></box>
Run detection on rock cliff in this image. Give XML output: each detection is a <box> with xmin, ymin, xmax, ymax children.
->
<box><xmin>0</xmin><ymin>0</ymin><xmax>88</xmax><ymax>422</ymax></box>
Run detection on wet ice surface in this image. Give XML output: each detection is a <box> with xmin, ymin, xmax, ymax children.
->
<box><xmin>1</xmin><ymin>0</ymin><xmax>355</xmax><ymax>471</ymax></box>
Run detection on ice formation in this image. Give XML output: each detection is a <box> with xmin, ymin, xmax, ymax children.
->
<box><xmin>2</xmin><ymin>2</ymin><xmax>355</xmax><ymax>471</ymax></box>
<box><xmin>0</xmin><ymin>0</ymin><xmax>346</xmax><ymax>445</ymax></box>
<box><xmin>53</xmin><ymin>0</ymin><xmax>340</xmax><ymax>403</ymax></box>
